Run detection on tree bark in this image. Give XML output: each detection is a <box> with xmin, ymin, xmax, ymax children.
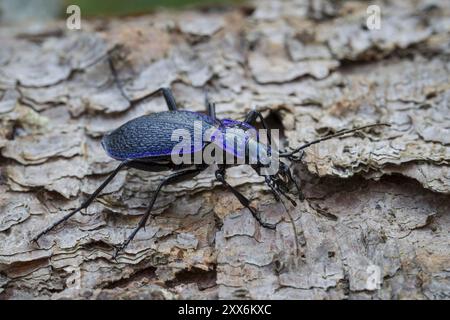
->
<box><xmin>0</xmin><ymin>0</ymin><xmax>449</xmax><ymax>299</ymax></box>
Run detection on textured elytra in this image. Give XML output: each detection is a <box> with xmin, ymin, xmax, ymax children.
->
<box><xmin>102</xmin><ymin>111</ymin><xmax>218</xmax><ymax>160</ymax></box>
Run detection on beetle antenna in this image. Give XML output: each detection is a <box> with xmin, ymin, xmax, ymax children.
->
<box><xmin>280</xmin><ymin>123</ymin><xmax>390</xmax><ymax>157</ymax></box>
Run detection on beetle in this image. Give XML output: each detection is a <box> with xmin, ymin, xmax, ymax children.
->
<box><xmin>32</xmin><ymin>87</ymin><xmax>389</xmax><ymax>258</ymax></box>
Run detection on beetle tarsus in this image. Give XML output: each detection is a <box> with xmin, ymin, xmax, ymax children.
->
<box><xmin>31</xmin><ymin>205</ymin><xmax>85</xmax><ymax>244</ymax></box>
<box><xmin>112</xmin><ymin>245</ymin><xmax>124</xmax><ymax>261</ymax></box>
<box><xmin>251</xmin><ymin>207</ymin><xmax>277</xmax><ymax>230</ymax></box>
<box><xmin>216</xmin><ymin>168</ymin><xmax>276</xmax><ymax>230</ymax></box>
<box><xmin>30</xmin><ymin>234</ymin><xmax>42</xmax><ymax>245</ymax></box>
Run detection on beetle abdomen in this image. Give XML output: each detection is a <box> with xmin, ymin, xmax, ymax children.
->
<box><xmin>101</xmin><ymin>111</ymin><xmax>217</xmax><ymax>160</ymax></box>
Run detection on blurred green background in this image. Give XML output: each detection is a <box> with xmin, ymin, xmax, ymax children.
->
<box><xmin>0</xmin><ymin>0</ymin><xmax>244</xmax><ymax>24</ymax></box>
<box><xmin>68</xmin><ymin>0</ymin><xmax>244</xmax><ymax>16</ymax></box>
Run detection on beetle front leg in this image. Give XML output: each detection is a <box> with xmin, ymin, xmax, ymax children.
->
<box><xmin>244</xmin><ymin>109</ymin><xmax>272</xmax><ymax>148</ymax></box>
<box><xmin>244</xmin><ymin>109</ymin><xmax>263</xmax><ymax>126</ymax></box>
<box><xmin>279</xmin><ymin>161</ymin><xmax>305</xmax><ymax>201</ymax></box>
<box><xmin>215</xmin><ymin>168</ymin><xmax>276</xmax><ymax>229</ymax></box>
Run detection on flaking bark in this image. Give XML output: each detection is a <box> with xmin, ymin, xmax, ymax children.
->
<box><xmin>0</xmin><ymin>0</ymin><xmax>449</xmax><ymax>299</ymax></box>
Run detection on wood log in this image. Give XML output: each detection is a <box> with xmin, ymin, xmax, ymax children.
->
<box><xmin>0</xmin><ymin>0</ymin><xmax>449</xmax><ymax>299</ymax></box>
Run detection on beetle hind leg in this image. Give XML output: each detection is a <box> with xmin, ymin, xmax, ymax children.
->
<box><xmin>31</xmin><ymin>160</ymin><xmax>130</xmax><ymax>244</ymax></box>
<box><xmin>147</xmin><ymin>87</ymin><xmax>178</xmax><ymax>111</ymax></box>
<box><xmin>113</xmin><ymin>167</ymin><xmax>205</xmax><ymax>259</ymax></box>
<box><xmin>108</xmin><ymin>55</ymin><xmax>178</xmax><ymax>111</ymax></box>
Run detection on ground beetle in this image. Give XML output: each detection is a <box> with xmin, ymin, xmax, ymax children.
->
<box><xmin>32</xmin><ymin>87</ymin><xmax>389</xmax><ymax>258</ymax></box>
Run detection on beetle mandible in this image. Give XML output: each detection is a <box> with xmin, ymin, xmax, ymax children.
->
<box><xmin>32</xmin><ymin>87</ymin><xmax>389</xmax><ymax>258</ymax></box>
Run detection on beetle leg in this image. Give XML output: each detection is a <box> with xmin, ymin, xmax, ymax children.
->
<box><xmin>244</xmin><ymin>109</ymin><xmax>260</xmax><ymax>125</ymax></box>
<box><xmin>252</xmin><ymin>165</ymin><xmax>280</xmax><ymax>201</ymax></box>
<box><xmin>280</xmin><ymin>161</ymin><xmax>305</xmax><ymax>201</ymax></box>
<box><xmin>31</xmin><ymin>160</ymin><xmax>130</xmax><ymax>244</ymax></box>
<box><xmin>159</xmin><ymin>87</ymin><xmax>178</xmax><ymax>111</ymax></box>
<box><xmin>107</xmin><ymin>53</ymin><xmax>180</xmax><ymax>111</ymax></box>
<box><xmin>128</xmin><ymin>87</ymin><xmax>178</xmax><ymax>111</ymax></box>
<box><xmin>287</xmin><ymin>170</ymin><xmax>305</xmax><ymax>201</ymax></box>
<box><xmin>273</xmin><ymin>179</ymin><xmax>297</xmax><ymax>207</ymax></box>
<box><xmin>244</xmin><ymin>109</ymin><xmax>272</xmax><ymax>148</ymax></box>
<box><xmin>264</xmin><ymin>176</ymin><xmax>281</xmax><ymax>202</ymax></box>
<box><xmin>207</xmin><ymin>102</ymin><xmax>216</xmax><ymax>121</ymax></box>
<box><xmin>108</xmin><ymin>54</ymin><xmax>128</xmax><ymax>101</ymax></box>
<box><xmin>204</xmin><ymin>90</ymin><xmax>217</xmax><ymax>121</ymax></box>
<box><xmin>215</xmin><ymin>168</ymin><xmax>276</xmax><ymax>230</ymax></box>
<box><xmin>107</xmin><ymin>52</ymin><xmax>177</xmax><ymax>111</ymax></box>
<box><xmin>113</xmin><ymin>167</ymin><xmax>205</xmax><ymax>259</ymax></box>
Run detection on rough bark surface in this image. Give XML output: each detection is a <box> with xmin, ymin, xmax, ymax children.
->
<box><xmin>0</xmin><ymin>0</ymin><xmax>449</xmax><ymax>299</ymax></box>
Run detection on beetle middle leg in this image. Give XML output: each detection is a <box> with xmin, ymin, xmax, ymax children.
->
<box><xmin>32</xmin><ymin>160</ymin><xmax>130</xmax><ymax>243</ymax></box>
<box><xmin>279</xmin><ymin>161</ymin><xmax>305</xmax><ymax>201</ymax></box>
<box><xmin>204</xmin><ymin>90</ymin><xmax>217</xmax><ymax>121</ymax></box>
<box><xmin>113</xmin><ymin>167</ymin><xmax>206</xmax><ymax>258</ymax></box>
<box><xmin>215</xmin><ymin>166</ymin><xmax>276</xmax><ymax>229</ymax></box>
